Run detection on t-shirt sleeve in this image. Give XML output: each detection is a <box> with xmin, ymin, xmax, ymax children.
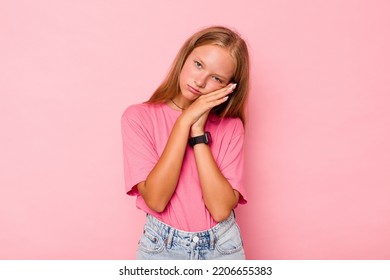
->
<box><xmin>121</xmin><ymin>105</ymin><xmax>159</xmax><ymax>196</ymax></box>
<box><xmin>219</xmin><ymin>119</ymin><xmax>247</xmax><ymax>205</ymax></box>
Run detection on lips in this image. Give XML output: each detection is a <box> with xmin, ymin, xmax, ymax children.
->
<box><xmin>187</xmin><ymin>85</ymin><xmax>201</xmax><ymax>95</ymax></box>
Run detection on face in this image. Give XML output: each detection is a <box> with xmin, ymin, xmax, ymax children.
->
<box><xmin>178</xmin><ymin>44</ymin><xmax>235</xmax><ymax>103</ymax></box>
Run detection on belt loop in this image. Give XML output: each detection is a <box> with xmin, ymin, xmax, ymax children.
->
<box><xmin>209</xmin><ymin>229</ymin><xmax>215</xmax><ymax>250</ymax></box>
<box><xmin>166</xmin><ymin>227</ymin><xmax>175</xmax><ymax>249</ymax></box>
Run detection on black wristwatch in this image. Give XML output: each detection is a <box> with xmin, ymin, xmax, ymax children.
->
<box><xmin>189</xmin><ymin>132</ymin><xmax>211</xmax><ymax>147</ymax></box>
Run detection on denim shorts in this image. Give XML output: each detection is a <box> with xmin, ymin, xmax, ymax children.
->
<box><xmin>136</xmin><ymin>212</ymin><xmax>245</xmax><ymax>260</ymax></box>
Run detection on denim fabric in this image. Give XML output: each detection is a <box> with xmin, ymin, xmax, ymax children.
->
<box><xmin>136</xmin><ymin>212</ymin><xmax>245</xmax><ymax>260</ymax></box>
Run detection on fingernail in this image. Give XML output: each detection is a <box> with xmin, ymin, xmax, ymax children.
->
<box><xmin>230</xmin><ymin>83</ymin><xmax>237</xmax><ymax>91</ymax></box>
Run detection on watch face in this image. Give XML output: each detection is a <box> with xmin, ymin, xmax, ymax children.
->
<box><xmin>189</xmin><ymin>132</ymin><xmax>211</xmax><ymax>147</ymax></box>
<box><xmin>204</xmin><ymin>132</ymin><xmax>211</xmax><ymax>144</ymax></box>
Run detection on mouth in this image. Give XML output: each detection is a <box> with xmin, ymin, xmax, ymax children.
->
<box><xmin>187</xmin><ymin>85</ymin><xmax>201</xmax><ymax>95</ymax></box>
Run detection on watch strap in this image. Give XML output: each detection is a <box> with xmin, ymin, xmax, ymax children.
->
<box><xmin>189</xmin><ymin>132</ymin><xmax>211</xmax><ymax>147</ymax></box>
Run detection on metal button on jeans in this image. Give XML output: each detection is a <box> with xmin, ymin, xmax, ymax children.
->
<box><xmin>192</xmin><ymin>236</ymin><xmax>199</xmax><ymax>243</ymax></box>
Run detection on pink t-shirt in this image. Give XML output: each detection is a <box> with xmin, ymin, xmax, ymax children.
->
<box><xmin>121</xmin><ymin>102</ymin><xmax>247</xmax><ymax>232</ymax></box>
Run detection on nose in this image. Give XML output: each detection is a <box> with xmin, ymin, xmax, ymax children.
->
<box><xmin>194</xmin><ymin>73</ymin><xmax>207</xmax><ymax>88</ymax></box>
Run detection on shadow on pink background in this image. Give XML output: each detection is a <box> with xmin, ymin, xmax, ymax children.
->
<box><xmin>1</xmin><ymin>0</ymin><xmax>389</xmax><ymax>259</ymax></box>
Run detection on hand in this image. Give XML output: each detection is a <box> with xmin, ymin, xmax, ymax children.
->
<box><xmin>191</xmin><ymin>109</ymin><xmax>210</xmax><ymax>136</ymax></box>
<box><xmin>181</xmin><ymin>83</ymin><xmax>237</xmax><ymax>135</ymax></box>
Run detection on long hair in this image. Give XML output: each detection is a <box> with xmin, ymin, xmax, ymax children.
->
<box><xmin>147</xmin><ymin>26</ymin><xmax>250</xmax><ymax>125</ymax></box>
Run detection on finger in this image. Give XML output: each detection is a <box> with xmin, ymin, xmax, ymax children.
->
<box><xmin>205</xmin><ymin>94</ymin><xmax>230</xmax><ymax>109</ymax></box>
<box><xmin>201</xmin><ymin>83</ymin><xmax>235</xmax><ymax>104</ymax></box>
<box><xmin>201</xmin><ymin>83</ymin><xmax>236</xmax><ymax>102</ymax></box>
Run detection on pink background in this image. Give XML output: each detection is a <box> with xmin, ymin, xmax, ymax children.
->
<box><xmin>1</xmin><ymin>0</ymin><xmax>390</xmax><ymax>259</ymax></box>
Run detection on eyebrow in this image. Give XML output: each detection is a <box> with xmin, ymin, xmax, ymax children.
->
<box><xmin>194</xmin><ymin>55</ymin><xmax>230</xmax><ymax>81</ymax></box>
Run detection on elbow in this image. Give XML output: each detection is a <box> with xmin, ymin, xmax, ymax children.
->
<box><xmin>144</xmin><ymin>198</ymin><xmax>168</xmax><ymax>213</ymax></box>
<box><xmin>138</xmin><ymin>181</ymin><xmax>168</xmax><ymax>213</ymax></box>
<box><xmin>208</xmin><ymin>192</ymin><xmax>239</xmax><ymax>223</ymax></box>
<box><xmin>211</xmin><ymin>209</ymin><xmax>232</xmax><ymax>223</ymax></box>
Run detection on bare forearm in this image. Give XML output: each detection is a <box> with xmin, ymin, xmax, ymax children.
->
<box><xmin>139</xmin><ymin>116</ymin><xmax>190</xmax><ymax>212</ymax></box>
<box><xmin>193</xmin><ymin>143</ymin><xmax>239</xmax><ymax>222</ymax></box>
<box><xmin>141</xmin><ymin>84</ymin><xmax>235</xmax><ymax>213</ymax></box>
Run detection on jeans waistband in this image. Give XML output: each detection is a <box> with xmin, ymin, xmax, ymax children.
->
<box><xmin>145</xmin><ymin>212</ymin><xmax>236</xmax><ymax>250</ymax></box>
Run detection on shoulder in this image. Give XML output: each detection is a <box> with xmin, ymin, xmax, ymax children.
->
<box><xmin>121</xmin><ymin>102</ymin><xmax>162</xmax><ymax>122</ymax></box>
<box><xmin>217</xmin><ymin>116</ymin><xmax>244</xmax><ymax>135</ymax></box>
<box><xmin>122</xmin><ymin>102</ymin><xmax>151</xmax><ymax>118</ymax></box>
<box><xmin>226</xmin><ymin>117</ymin><xmax>244</xmax><ymax>130</ymax></box>
<box><xmin>207</xmin><ymin>116</ymin><xmax>244</xmax><ymax>144</ymax></box>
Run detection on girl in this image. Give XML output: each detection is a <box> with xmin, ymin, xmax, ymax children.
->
<box><xmin>121</xmin><ymin>26</ymin><xmax>250</xmax><ymax>260</ymax></box>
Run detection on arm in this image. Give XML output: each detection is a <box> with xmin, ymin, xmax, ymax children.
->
<box><xmin>137</xmin><ymin>116</ymin><xmax>190</xmax><ymax>212</ymax></box>
<box><xmin>139</xmin><ymin>84</ymin><xmax>235</xmax><ymax>213</ymax></box>
<box><xmin>192</xmin><ymin>142</ymin><xmax>240</xmax><ymax>222</ymax></box>
<box><xmin>188</xmin><ymin>83</ymin><xmax>241</xmax><ymax>222</ymax></box>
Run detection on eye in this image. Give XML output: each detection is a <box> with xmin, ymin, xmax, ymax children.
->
<box><xmin>194</xmin><ymin>60</ymin><xmax>202</xmax><ymax>69</ymax></box>
<box><xmin>212</xmin><ymin>76</ymin><xmax>223</xmax><ymax>83</ymax></box>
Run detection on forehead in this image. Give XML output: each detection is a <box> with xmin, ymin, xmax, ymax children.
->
<box><xmin>190</xmin><ymin>45</ymin><xmax>235</xmax><ymax>78</ymax></box>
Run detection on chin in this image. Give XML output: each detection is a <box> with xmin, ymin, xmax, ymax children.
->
<box><xmin>180</xmin><ymin>89</ymin><xmax>198</xmax><ymax>101</ymax></box>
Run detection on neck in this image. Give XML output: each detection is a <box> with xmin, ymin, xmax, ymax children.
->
<box><xmin>171</xmin><ymin>96</ymin><xmax>190</xmax><ymax>110</ymax></box>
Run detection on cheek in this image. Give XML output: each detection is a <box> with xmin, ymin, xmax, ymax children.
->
<box><xmin>180</xmin><ymin>61</ymin><xmax>193</xmax><ymax>79</ymax></box>
<box><xmin>205</xmin><ymin>82</ymin><xmax>224</xmax><ymax>93</ymax></box>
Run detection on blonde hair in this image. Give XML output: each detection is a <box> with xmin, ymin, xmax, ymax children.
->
<box><xmin>147</xmin><ymin>26</ymin><xmax>250</xmax><ymax>125</ymax></box>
